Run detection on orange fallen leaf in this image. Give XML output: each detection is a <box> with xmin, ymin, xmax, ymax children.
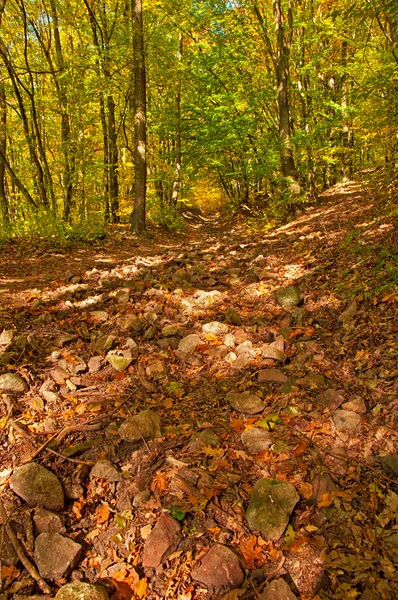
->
<box><xmin>95</xmin><ymin>503</ymin><xmax>111</xmax><ymax>524</ymax></box>
<box><xmin>134</xmin><ymin>577</ymin><xmax>147</xmax><ymax>599</ymax></box>
<box><xmin>150</xmin><ymin>472</ymin><xmax>169</xmax><ymax>493</ymax></box>
<box><xmin>1</xmin><ymin>564</ymin><xmax>20</xmax><ymax>579</ymax></box>
<box><xmin>239</xmin><ymin>535</ymin><xmax>267</xmax><ymax>569</ymax></box>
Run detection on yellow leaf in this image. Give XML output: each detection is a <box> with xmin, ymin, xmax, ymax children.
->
<box><xmin>135</xmin><ymin>577</ymin><xmax>147</xmax><ymax>599</ymax></box>
<box><xmin>95</xmin><ymin>503</ymin><xmax>110</xmax><ymax>524</ymax></box>
<box><xmin>164</xmin><ymin>397</ymin><xmax>173</xmax><ymax>409</ymax></box>
<box><xmin>299</xmin><ymin>482</ymin><xmax>313</xmax><ymax>500</ymax></box>
<box><xmin>141</xmin><ymin>524</ymin><xmax>152</xmax><ymax>540</ymax></box>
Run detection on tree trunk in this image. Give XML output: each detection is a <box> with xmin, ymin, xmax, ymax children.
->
<box><xmin>107</xmin><ymin>94</ymin><xmax>119</xmax><ymax>222</ymax></box>
<box><xmin>130</xmin><ymin>0</ymin><xmax>147</xmax><ymax>234</ymax></box>
<box><xmin>0</xmin><ymin>0</ymin><xmax>8</xmax><ymax>223</ymax></box>
<box><xmin>171</xmin><ymin>35</ymin><xmax>182</xmax><ymax>207</ymax></box>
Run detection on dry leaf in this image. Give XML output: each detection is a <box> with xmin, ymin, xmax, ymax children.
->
<box><xmin>95</xmin><ymin>503</ymin><xmax>111</xmax><ymax>524</ymax></box>
<box><xmin>135</xmin><ymin>577</ymin><xmax>147</xmax><ymax>599</ymax></box>
<box><xmin>239</xmin><ymin>535</ymin><xmax>266</xmax><ymax>569</ymax></box>
<box><xmin>141</xmin><ymin>524</ymin><xmax>152</xmax><ymax>540</ymax></box>
<box><xmin>299</xmin><ymin>482</ymin><xmax>313</xmax><ymax>499</ymax></box>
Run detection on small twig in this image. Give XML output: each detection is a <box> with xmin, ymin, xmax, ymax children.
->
<box><xmin>22</xmin><ymin>430</ymin><xmax>60</xmax><ymax>464</ymax></box>
<box><xmin>0</xmin><ymin>498</ymin><xmax>52</xmax><ymax>595</ymax></box>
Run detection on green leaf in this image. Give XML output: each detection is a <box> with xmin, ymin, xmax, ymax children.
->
<box><xmin>169</xmin><ymin>506</ymin><xmax>186</xmax><ymax>521</ymax></box>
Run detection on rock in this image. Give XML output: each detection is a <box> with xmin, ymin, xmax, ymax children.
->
<box><xmin>224</xmin><ymin>334</ymin><xmax>235</xmax><ymax>348</ymax></box>
<box><xmin>10</xmin><ymin>463</ymin><xmax>64</xmax><ymax>511</ymax></box>
<box><xmin>119</xmin><ymin>409</ymin><xmax>161</xmax><ymax>442</ymax></box>
<box><xmin>50</xmin><ymin>368</ymin><xmax>69</xmax><ymax>385</ymax></box>
<box><xmin>33</xmin><ymin>508</ymin><xmax>64</xmax><ymax>534</ymax></box>
<box><xmin>316</xmin><ymin>389</ymin><xmax>345</xmax><ymax>411</ymax></box>
<box><xmin>202</xmin><ymin>321</ymin><xmax>229</xmax><ymax>335</ymax></box>
<box><xmin>332</xmin><ymin>409</ymin><xmax>361</xmax><ymax>433</ymax></box>
<box><xmin>191</xmin><ymin>544</ymin><xmax>244</xmax><ymax>588</ymax></box>
<box><xmin>93</xmin><ymin>334</ymin><xmax>117</xmax><ymax>354</ymax></box>
<box><xmin>106</xmin><ymin>351</ymin><xmax>133</xmax><ymax>372</ymax></box>
<box><xmin>246</xmin><ymin>478</ymin><xmax>300</xmax><ymax>541</ymax></box>
<box><xmin>261</xmin><ymin>344</ymin><xmax>286</xmax><ymax>362</ymax></box>
<box><xmin>241</xmin><ymin>428</ymin><xmax>274</xmax><ymax>453</ymax></box>
<box><xmin>0</xmin><ymin>373</ymin><xmax>28</xmax><ymax>393</ymax></box>
<box><xmin>0</xmin><ymin>530</ymin><xmax>18</xmax><ymax>566</ymax></box>
<box><xmin>342</xmin><ymin>396</ymin><xmax>367</xmax><ymax>414</ymax></box>
<box><xmin>296</xmin><ymin>373</ymin><xmax>325</xmax><ymax>389</ymax></box>
<box><xmin>276</xmin><ymin>286</ymin><xmax>302</xmax><ymax>309</ymax></box>
<box><xmin>133</xmin><ymin>489</ymin><xmax>151</xmax><ymax>508</ymax></box>
<box><xmin>55</xmin><ymin>582</ymin><xmax>109</xmax><ymax>600</ymax></box>
<box><xmin>380</xmin><ymin>455</ymin><xmax>398</xmax><ymax>477</ymax></box>
<box><xmin>34</xmin><ymin>533</ymin><xmax>82</xmax><ymax>580</ymax></box>
<box><xmin>142</xmin><ymin>514</ymin><xmax>181</xmax><ymax>569</ymax></box>
<box><xmin>146</xmin><ymin>360</ymin><xmax>166</xmax><ymax>379</ymax></box>
<box><xmin>258</xmin><ymin>369</ymin><xmax>288</xmax><ymax>384</ymax></box>
<box><xmin>339</xmin><ymin>300</ymin><xmax>357</xmax><ymax>323</ymax></box>
<box><xmin>231</xmin><ymin>354</ymin><xmax>252</xmax><ymax>370</ymax></box>
<box><xmin>178</xmin><ymin>334</ymin><xmax>202</xmax><ymax>353</ymax></box>
<box><xmin>90</xmin><ymin>460</ymin><xmax>121</xmax><ymax>482</ymax></box>
<box><xmin>260</xmin><ymin>579</ymin><xmax>297</xmax><ymax>599</ymax></box>
<box><xmin>235</xmin><ymin>340</ymin><xmax>253</xmax><ymax>355</ymax></box>
<box><xmin>259</xmin><ymin>269</ymin><xmax>278</xmax><ymax>281</ymax></box>
<box><xmin>0</xmin><ymin>329</ymin><xmax>15</xmax><ymax>346</ymax></box>
<box><xmin>115</xmin><ymin>289</ymin><xmax>130</xmax><ymax>304</ymax></box>
<box><xmin>89</xmin><ymin>310</ymin><xmax>109</xmax><ymax>323</ymax></box>
<box><xmin>188</xmin><ymin>430</ymin><xmax>221</xmax><ymax>451</ymax></box>
<box><xmin>161</xmin><ymin>324</ymin><xmax>179</xmax><ymax>337</ymax></box>
<box><xmin>227</xmin><ymin>391</ymin><xmax>264</xmax><ymax>414</ymax></box>
<box><xmin>88</xmin><ymin>356</ymin><xmax>103</xmax><ymax>373</ymax></box>
<box><xmin>309</xmin><ymin>474</ymin><xmax>337</xmax><ymax>506</ymax></box>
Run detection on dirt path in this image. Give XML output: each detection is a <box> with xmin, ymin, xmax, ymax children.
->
<box><xmin>0</xmin><ymin>177</ymin><xmax>397</xmax><ymax>600</ymax></box>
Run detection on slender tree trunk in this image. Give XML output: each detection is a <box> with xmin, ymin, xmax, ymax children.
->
<box><xmin>171</xmin><ymin>35</ymin><xmax>182</xmax><ymax>207</ymax></box>
<box><xmin>107</xmin><ymin>94</ymin><xmax>119</xmax><ymax>222</ymax></box>
<box><xmin>0</xmin><ymin>80</ymin><xmax>8</xmax><ymax>223</ymax></box>
<box><xmin>130</xmin><ymin>0</ymin><xmax>147</xmax><ymax>234</ymax></box>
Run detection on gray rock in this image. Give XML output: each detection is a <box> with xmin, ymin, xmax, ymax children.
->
<box><xmin>188</xmin><ymin>430</ymin><xmax>221</xmax><ymax>451</ymax></box>
<box><xmin>202</xmin><ymin>322</ymin><xmax>229</xmax><ymax>335</ymax></box>
<box><xmin>227</xmin><ymin>391</ymin><xmax>264</xmax><ymax>414</ymax></box>
<box><xmin>0</xmin><ymin>329</ymin><xmax>15</xmax><ymax>346</ymax></box>
<box><xmin>332</xmin><ymin>409</ymin><xmax>361</xmax><ymax>433</ymax></box>
<box><xmin>316</xmin><ymin>389</ymin><xmax>345</xmax><ymax>411</ymax></box>
<box><xmin>55</xmin><ymin>582</ymin><xmax>109</xmax><ymax>600</ymax></box>
<box><xmin>380</xmin><ymin>455</ymin><xmax>398</xmax><ymax>477</ymax></box>
<box><xmin>260</xmin><ymin>579</ymin><xmax>297</xmax><ymax>599</ymax></box>
<box><xmin>261</xmin><ymin>344</ymin><xmax>286</xmax><ymax>362</ymax></box>
<box><xmin>258</xmin><ymin>369</ymin><xmax>288</xmax><ymax>384</ymax></box>
<box><xmin>309</xmin><ymin>474</ymin><xmax>336</xmax><ymax>506</ymax></box>
<box><xmin>33</xmin><ymin>508</ymin><xmax>64</xmax><ymax>534</ymax></box>
<box><xmin>89</xmin><ymin>310</ymin><xmax>109</xmax><ymax>323</ymax></box>
<box><xmin>142</xmin><ymin>514</ymin><xmax>181</xmax><ymax>569</ymax></box>
<box><xmin>342</xmin><ymin>396</ymin><xmax>367</xmax><ymax>414</ymax></box>
<box><xmin>119</xmin><ymin>409</ymin><xmax>161</xmax><ymax>442</ymax></box>
<box><xmin>230</xmin><ymin>353</ymin><xmax>252</xmax><ymax>370</ymax></box>
<box><xmin>246</xmin><ymin>478</ymin><xmax>300</xmax><ymax>541</ymax></box>
<box><xmin>88</xmin><ymin>356</ymin><xmax>103</xmax><ymax>373</ymax></box>
<box><xmin>10</xmin><ymin>463</ymin><xmax>64</xmax><ymax>511</ymax></box>
<box><xmin>178</xmin><ymin>334</ymin><xmax>202</xmax><ymax>353</ymax></box>
<box><xmin>235</xmin><ymin>340</ymin><xmax>253</xmax><ymax>355</ymax></box>
<box><xmin>93</xmin><ymin>334</ymin><xmax>117</xmax><ymax>354</ymax></box>
<box><xmin>115</xmin><ymin>289</ymin><xmax>130</xmax><ymax>304</ymax></box>
<box><xmin>161</xmin><ymin>324</ymin><xmax>179</xmax><ymax>337</ymax></box>
<box><xmin>191</xmin><ymin>544</ymin><xmax>244</xmax><ymax>588</ymax></box>
<box><xmin>276</xmin><ymin>286</ymin><xmax>302</xmax><ymax>309</ymax></box>
<box><xmin>90</xmin><ymin>460</ymin><xmax>121</xmax><ymax>482</ymax></box>
<box><xmin>106</xmin><ymin>351</ymin><xmax>133</xmax><ymax>372</ymax></box>
<box><xmin>241</xmin><ymin>428</ymin><xmax>274</xmax><ymax>453</ymax></box>
<box><xmin>34</xmin><ymin>533</ymin><xmax>82</xmax><ymax>580</ymax></box>
<box><xmin>116</xmin><ymin>314</ymin><xmax>142</xmax><ymax>331</ymax></box>
<box><xmin>0</xmin><ymin>373</ymin><xmax>28</xmax><ymax>393</ymax></box>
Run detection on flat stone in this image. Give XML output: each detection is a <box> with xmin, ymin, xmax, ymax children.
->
<box><xmin>115</xmin><ymin>289</ymin><xmax>130</xmax><ymax>304</ymax></box>
<box><xmin>116</xmin><ymin>314</ymin><xmax>142</xmax><ymax>332</ymax></box>
<box><xmin>342</xmin><ymin>396</ymin><xmax>367</xmax><ymax>414</ymax></box>
<box><xmin>146</xmin><ymin>360</ymin><xmax>166</xmax><ymax>379</ymax></box>
<box><xmin>224</xmin><ymin>334</ymin><xmax>235</xmax><ymax>348</ymax></box>
<box><xmin>161</xmin><ymin>324</ymin><xmax>179</xmax><ymax>337</ymax></box>
<box><xmin>55</xmin><ymin>582</ymin><xmax>109</xmax><ymax>600</ymax></box>
<box><xmin>93</xmin><ymin>334</ymin><xmax>117</xmax><ymax>354</ymax></box>
<box><xmin>246</xmin><ymin>478</ymin><xmax>300</xmax><ymax>541</ymax></box>
<box><xmin>202</xmin><ymin>322</ymin><xmax>229</xmax><ymax>335</ymax></box>
<box><xmin>235</xmin><ymin>340</ymin><xmax>253</xmax><ymax>355</ymax></box>
<box><xmin>316</xmin><ymin>389</ymin><xmax>345</xmax><ymax>411</ymax></box>
<box><xmin>380</xmin><ymin>455</ymin><xmax>398</xmax><ymax>477</ymax></box>
<box><xmin>188</xmin><ymin>430</ymin><xmax>221</xmax><ymax>451</ymax></box>
<box><xmin>88</xmin><ymin>356</ymin><xmax>103</xmax><ymax>373</ymax></box>
<box><xmin>258</xmin><ymin>369</ymin><xmax>288</xmax><ymax>384</ymax></box>
<box><xmin>0</xmin><ymin>373</ymin><xmax>28</xmax><ymax>393</ymax></box>
<box><xmin>296</xmin><ymin>374</ymin><xmax>325</xmax><ymax>389</ymax></box>
<box><xmin>119</xmin><ymin>409</ymin><xmax>161</xmax><ymax>442</ymax></box>
<box><xmin>50</xmin><ymin>368</ymin><xmax>70</xmax><ymax>385</ymax></box>
<box><xmin>90</xmin><ymin>460</ymin><xmax>121</xmax><ymax>482</ymax></box>
<box><xmin>89</xmin><ymin>310</ymin><xmax>109</xmax><ymax>323</ymax></box>
<box><xmin>276</xmin><ymin>286</ymin><xmax>302</xmax><ymax>309</ymax></box>
<box><xmin>227</xmin><ymin>391</ymin><xmax>264</xmax><ymax>414</ymax></box>
<box><xmin>0</xmin><ymin>329</ymin><xmax>15</xmax><ymax>346</ymax></box>
<box><xmin>142</xmin><ymin>514</ymin><xmax>181</xmax><ymax>569</ymax></box>
<box><xmin>10</xmin><ymin>463</ymin><xmax>64</xmax><ymax>511</ymax></box>
<box><xmin>261</xmin><ymin>344</ymin><xmax>286</xmax><ymax>362</ymax></box>
<box><xmin>178</xmin><ymin>334</ymin><xmax>202</xmax><ymax>353</ymax></box>
<box><xmin>241</xmin><ymin>428</ymin><xmax>274</xmax><ymax>453</ymax></box>
<box><xmin>332</xmin><ymin>410</ymin><xmax>361</xmax><ymax>433</ymax></box>
<box><xmin>260</xmin><ymin>579</ymin><xmax>297</xmax><ymax>599</ymax></box>
<box><xmin>33</xmin><ymin>508</ymin><xmax>64</xmax><ymax>534</ymax></box>
<box><xmin>106</xmin><ymin>351</ymin><xmax>133</xmax><ymax>372</ymax></box>
<box><xmin>34</xmin><ymin>533</ymin><xmax>82</xmax><ymax>580</ymax></box>
<box><xmin>191</xmin><ymin>544</ymin><xmax>244</xmax><ymax>588</ymax></box>
<box><xmin>231</xmin><ymin>353</ymin><xmax>252</xmax><ymax>370</ymax></box>
<box><xmin>309</xmin><ymin>474</ymin><xmax>337</xmax><ymax>506</ymax></box>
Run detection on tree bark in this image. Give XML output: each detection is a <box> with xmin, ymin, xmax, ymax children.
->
<box><xmin>130</xmin><ymin>0</ymin><xmax>147</xmax><ymax>234</ymax></box>
<box><xmin>171</xmin><ymin>34</ymin><xmax>182</xmax><ymax>207</ymax></box>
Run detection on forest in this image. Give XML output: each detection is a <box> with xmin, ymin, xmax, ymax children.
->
<box><xmin>0</xmin><ymin>0</ymin><xmax>397</xmax><ymax>235</ymax></box>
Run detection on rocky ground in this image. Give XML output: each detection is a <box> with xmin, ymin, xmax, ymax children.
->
<box><xmin>0</xmin><ymin>173</ymin><xmax>397</xmax><ymax>600</ymax></box>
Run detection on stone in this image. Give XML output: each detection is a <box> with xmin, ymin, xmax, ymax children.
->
<box><xmin>188</xmin><ymin>430</ymin><xmax>221</xmax><ymax>451</ymax></box>
<box><xmin>227</xmin><ymin>391</ymin><xmax>264</xmax><ymax>414</ymax></box>
<box><xmin>146</xmin><ymin>360</ymin><xmax>166</xmax><ymax>379</ymax></box>
<box><xmin>258</xmin><ymin>369</ymin><xmax>288</xmax><ymax>384</ymax></box>
<box><xmin>296</xmin><ymin>373</ymin><xmax>325</xmax><ymax>389</ymax></box>
<box><xmin>93</xmin><ymin>334</ymin><xmax>117</xmax><ymax>354</ymax></box>
<box><xmin>33</xmin><ymin>508</ymin><xmax>64</xmax><ymax>534</ymax></box>
<box><xmin>115</xmin><ymin>289</ymin><xmax>130</xmax><ymax>304</ymax></box>
<box><xmin>191</xmin><ymin>544</ymin><xmax>244</xmax><ymax>588</ymax></box>
<box><xmin>162</xmin><ymin>324</ymin><xmax>179</xmax><ymax>337</ymax></box>
<box><xmin>309</xmin><ymin>474</ymin><xmax>337</xmax><ymax>506</ymax></box>
<box><xmin>0</xmin><ymin>329</ymin><xmax>15</xmax><ymax>346</ymax></box>
<box><xmin>235</xmin><ymin>340</ymin><xmax>253</xmax><ymax>355</ymax></box>
<box><xmin>260</xmin><ymin>579</ymin><xmax>297</xmax><ymax>599</ymax></box>
<box><xmin>202</xmin><ymin>322</ymin><xmax>229</xmax><ymax>335</ymax></box>
<box><xmin>276</xmin><ymin>286</ymin><xmax>302</xmax><ymax>309</ymax></box>
<box><xmin>119</xmin><ymin>409</ymin><xmax>161</xmax><ymax>442</ymax></box>
<box><xmin>34</xmin><ymin>533</ymin><xmax>82</xmax><ymax>580</ymax></box>
<box><xmin>338</xmin><ymin>300</ymin><xmax>357</xmax><ymax>323</ymax></box>
<box><xmin>380</xmin><ymin>455</ymin><xmax>398</xmax><ymax>477</ymax></box>
<box><xmin>261</xmin><ymin>344</ymin><xmax>286</xmax><ymax>362</ymax></box>
<box><xmin>246</xmin><ymin>478</ymin><xmax>300</xmax><ymax>541</ymax></box>
<box><xmin>224</xmin><ymin>334</ymin><xmax>235</xmax><ymax>347</ymax></box>
<box><xmin>50</xmin><ymin>368</ymin><xmax>69</xmax><ymax>385</ymax></box>
<box><xmin>90</xmin><ymin>460</ymin><xmax>121</xmax><ymax>482</ymax></box>
<box><xmin>89</xmin><ymin>310</ymin><xmax>109</xmax><ymax>323</ymax></box>
<box><xmin>316</xmin><ymin>389</ymin><xmax>345</xmax><ymax>411</ymax></box>
<box><xmin>106</xmin><ymin>351</ymin><xmax>133</xmax><ymax>372</ymax></box>
<box><xmin>10</xmin><ymin>463</ymin><xmax>64</xmax><ymax>511</ymax></box>
<box><xmin>332</xmin><ymin>410</ymin><xmax>361</xmax><ymax>433</ymax></box>
<box><xmin>0</xmin><ymin>373</ymin><xmax>28</xmax><ymax>393</ymax></box>
<box><xmin>241</xmin><ymin>428</ymin><xmax>274</xmax><ymax>453</ymax></box>
<box><xmin>88</xmin><ymin>356</ymin><xmax>103</xmax><ymax>373</ymax></box>
<box><xmin>231</xmin><ymin>354</ymin><xmax>252</xmax><ymax>370</ymax></box>
<box><xmin>178</xmin><ymin>334</ymin><xmax>202</xmax><ymax>353</ymax></box>
<box><xmin>142</xmin><ymin>514</ymin><xmax>181</xmax><ymax>569</ymax></box>
<box><xmin>55</xmin><ymin>582</ymin><xmax>109</xmax><ymax>600</ymax></box>
<box><xmin>342</xmin><ymin>396</ymin><xmax>367</xmax><ymax>414</ymax></box>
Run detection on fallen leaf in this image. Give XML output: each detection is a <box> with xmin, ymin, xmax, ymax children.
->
<box><xmin>95</xmin><ymin>503</ymin><xmax>111</xmax><ymax>524</ymax></box>
<box><xmin>239</xmin><ymin>535</ymin><xmax>266</xmax><ymax>569</ymax></box>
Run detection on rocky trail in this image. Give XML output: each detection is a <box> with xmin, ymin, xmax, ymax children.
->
<box><xmin>0</xmin><ymin>174</ymin><xmax>397</xmax><ymax>600</ymax></box>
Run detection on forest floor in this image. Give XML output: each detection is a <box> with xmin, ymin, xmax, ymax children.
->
<box><xmin>0</xmin><ymin>171</ymin><xmax>397</xmax><ymax>600</ymax></box>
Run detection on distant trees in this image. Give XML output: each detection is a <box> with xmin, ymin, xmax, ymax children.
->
<box><xmin>0</xmin><ymin>0</ymin><xmax>396</xmax><ymax>233</ymax></box>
